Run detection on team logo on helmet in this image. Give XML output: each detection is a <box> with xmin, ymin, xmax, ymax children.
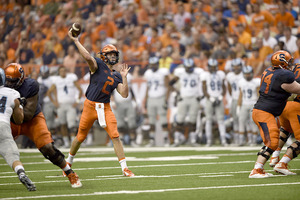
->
<box><xmin>271</xmin><ymin>50</ymin><xmax>294</xmax><ymax>70</ymax></box>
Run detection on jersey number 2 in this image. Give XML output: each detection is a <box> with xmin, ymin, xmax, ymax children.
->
<box><xmin>102</xmin><ymin>77</ymin><xmax>114</xmax><ymax>95</ymax></box>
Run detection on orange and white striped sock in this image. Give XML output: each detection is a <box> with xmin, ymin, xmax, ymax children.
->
<box><xmin>254</xmin><ymin>162</ymin><xmax>264</xmax><ymax>169</ymax></box>
<box><xmin>281</xmin><ymin>155</ymin><xmax>292</xmax><ymax>164</ymax></box>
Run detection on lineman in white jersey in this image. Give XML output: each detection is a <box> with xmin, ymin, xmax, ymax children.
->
<box><xmin>143</xmin><ymin>57</ymin><xmax>170</xmax><ymax>146</ymax></box>
<box><xmin>170</xmin><ymin>58</ymin><xmax>203</xmax><ymax>146</ymax></box>
<box><xmin>112</xmin><ymin>72</ymin><xmax>137</xmax><ymax>146</ymax></box>
<box><xmin>0</xmin><ymin>68</ymin><xmax>36</xmax><ymax>191</ymax></box>
<box><xmin>48</xmin><ymin>66</ymin><xmax>83</xmax><ymax>147</ymax></box>
<box><xmin>37</xmin><ymin>65</ymin><xmax>57</xmax><ymax>137</ymax></box>
<box><xmin>226</xmin><ymin>58</ymin><xmax>243</xmax><ymax>145</ymax></box>
<box><xmin>237</xmin><ymin>66</ymin><xmax>260</xmax><ymax>146</ymax></box>
<box><xmin>202</xmin><ymin>58</ymin><xmax>227</xmax><ymax>146</ymax></box>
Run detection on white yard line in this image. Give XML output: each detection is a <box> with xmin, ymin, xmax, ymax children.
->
<box><xmin>2</xmin><ymin>167</ymin><xmax>299</xmax><ymax>183</ymax></box>
<box><xmin>198</xmin><ymin>175</ymin><xmax>233</xmax><ymax>178</ymax></box>
<box><xmin>0</xmin><ymin>160</ymin><xmax>254</xmax><ymax>175</ymax></box>
<box><xmin>1</xmin><ymin>182</ymin><xmax>300</xmax><ymax>200</ymax></box>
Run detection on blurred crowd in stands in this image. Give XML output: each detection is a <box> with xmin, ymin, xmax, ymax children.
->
<box><xmin>0</xmin><ymin>0</ymin><xmax>299</xmax><ymax>76</ymax></box>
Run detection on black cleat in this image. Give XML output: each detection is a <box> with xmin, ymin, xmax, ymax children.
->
<box><xmin>18</xmin><ymin>173</ymin><xmax>36</xmax><ymax>191</ymax></box>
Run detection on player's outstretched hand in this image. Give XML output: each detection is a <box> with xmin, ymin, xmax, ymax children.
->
<box><xmin>68</xmin><ymin>29</ymin><xmax>78</xmax><ymax>42</ymax></box>
<box><xmin>120</xmin><ymin>63</ymin><xmax>131</xmax><ymax>78</ymax></box>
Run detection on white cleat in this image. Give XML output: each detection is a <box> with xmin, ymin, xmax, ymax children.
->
<box><xmin>274</xmin><ymin>162</ymin><xmax>296</xmax><ymax>175</ymax></box>
<box><xmin>249</xmin><ymin>168</ymin><xmax>274</xmax><ymax>178</ymax></box>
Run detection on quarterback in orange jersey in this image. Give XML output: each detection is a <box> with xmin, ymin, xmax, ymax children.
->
<box><xmin>268</xmin><ymin>63</ymin><xmax>300</xmax><ymax>175</ymax></box>
<box><xmin>66</xmin><ymin>29</ymin><xmax>134</xmax><ymax>177</ymax></box>
<box><xmin>4</xmin><ymin>63</ymin><xmax>82</xmax><ymax>188</ymax></box>
<box><xmin>250</xmin><ymin>50</ymin><xmax>300</xmax><ymax>178</ymax></box>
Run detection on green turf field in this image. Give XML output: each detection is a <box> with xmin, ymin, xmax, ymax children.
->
<box><xmin>0</xmin><ymin>146</ymin><xmax>299</xmax><ymax>200</ymax></box>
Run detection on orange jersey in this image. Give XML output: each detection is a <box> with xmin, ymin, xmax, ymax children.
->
<box><xmin>274</xmin><ymin>12</ymin><xmax>295</xmax><ymax>27</ymax></box>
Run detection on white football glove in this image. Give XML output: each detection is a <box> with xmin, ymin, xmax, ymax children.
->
<box><xmin>218</xmin><ymin>96</ymin><xmax>223</xmax><ymax>101</ymax></box>
<box><xmin>209</xmin><ymin>97</ymin><xmax>216</xmax><ymax>103</ymax></box>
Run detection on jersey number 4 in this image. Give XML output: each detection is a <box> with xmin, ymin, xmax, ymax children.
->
<box><xmin>0</xmin><ymin>96</ymin><xmax>7</xmax><ymax>113</ymax></box>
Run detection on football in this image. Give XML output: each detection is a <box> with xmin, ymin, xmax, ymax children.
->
<box><xmin>70</xmin><ymin>23</ymin><xmax>81</xmax><ymax>37</ymax></box>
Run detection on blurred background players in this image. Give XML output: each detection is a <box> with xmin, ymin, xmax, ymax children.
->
<box><xmin>143</xmin><ymin>56</ymin><xmax>170</xmax><ymax>146</ymax></box>
<box><xmin>226</xmin><ymin>58</ymin><xmax>243</xmax><ymax>145</ymax></box>
<box><xmin>37</xmin><ymin>65</ymin><xmax>58</xmax><ymax>144</ymax></box>
<box><xmin>5</xmin><ymin>63</ymin><xmax>82</xmax><ymax>187</ymax></box>
<box><xmin>48</xmin><ymin>66</ymin><xmax>83</xmax><ymax>148</ymax></box>
<box><xmin>0</xmin><ymin>68</ymin><xmax>36</xmax><ymax>191</ymax></box>
<box><xmin>237</xmin><ymin>66</ymin><xmax>260</xmax><ymax>146</ymax></box>
<box><xmin>249</xmin><ymin>50</ymin><xmax>300</xmax><ymax>178</ymax></box>
<box><xmin>112</xmin><ymin>69</ymin><xmax>138</xmax><ymax>146</ymax></box>
<box><xmin>169</xmin><ymin>58</ymin><xmax>203</xmax><ymax>146</ymax></box>
<box><xmin>202</xmin><ymin>58</ymin><xmax>227</xmax><ymax>146</ymax></box>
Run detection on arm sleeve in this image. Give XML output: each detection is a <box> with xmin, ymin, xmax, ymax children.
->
<box><xmin>279</xmin><ymin>71</ymin><xmax>295</xmax><ymax>84</ymax></box>
<box><xmin>27</xmin><ymin>80</ymin><xmax>39</xmax><ymax>97</ymax></box>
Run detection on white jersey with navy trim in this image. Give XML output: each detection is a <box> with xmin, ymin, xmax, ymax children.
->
<box><xmin>174</xmin><ymin>67</ymin><xmax>203</xmax><ymax>98</ymax></box>
<box><xmin>0</xmin><ymin>86</ymin><xmax>20</xmax><ymax>124</ymax></box>
<box><xmin>201</xmin><ymin>70</ymin><xmax>225</xmax><ymax>97</ymax></box>
<box><xmin>144</xmin><ymin>68</ymin><xmax>169</xmax><ymax>98</ymax></box>
<box><xmin>226</xmin><ymin>72</ymin><xmax>243</xmax><ymax>100</ymax></box>
<box><xmin>238</xmin><ymin>78</ymin><xmax>261</xmax><ymax>106</ymax></box>
<box><xmin>51</xmin><ymin>73</ymin><xmax>78</xmax><ymax>104</ymax></box>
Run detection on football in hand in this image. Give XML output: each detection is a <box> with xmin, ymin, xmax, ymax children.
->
<box><xmin>70</xmin><ymin>23</ymin><xmax>81</xmax><ymax>37</ymax></box>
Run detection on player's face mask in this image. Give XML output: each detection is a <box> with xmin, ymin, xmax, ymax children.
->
<box><xmin>233</xmin><ymin>65</ymin><xmax>242</xmax><ymax>74</ymax></box>
<box><xmin>150</xmin><ymin>64</ymin><xmax>159</xmax><ymax>72</ymax></box>
<box><xmin>5</xmin><ymin>78</ymin><xmax>21</xmax><ymax>89</ymax></box>
<box><xmin>106</xmin><ymin>52</ymin><xmax>118</xmax><ymax>65</ymax></box>
<box><xmin>244</xmin><ymin>73</ymin><xmax>253</xmax><ymax>81</ymax></box>
<box><xmin>185</xmin><ymin>67</ymin><xmax>194</xmax><ymax>73</ymax></box>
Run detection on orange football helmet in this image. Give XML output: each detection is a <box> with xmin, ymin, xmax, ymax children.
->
<box><xmin>271</xmin><ymin>50</ymin><xmax>294</xmax><ymax>70</ymax></box>
<box><xmin>99</xmin><ymin>44</ymin><xmax>119</xmax><ymax>65</ymax></box>
<box><xmin>4</xmin><ymin>63</ymin><xmax>25</xmax><ymax>89</ymax></box>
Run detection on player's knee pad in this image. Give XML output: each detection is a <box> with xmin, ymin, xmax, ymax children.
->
<box><xmin>188</xmin><ymin>123</ymin><xmax>196</xmax><ymax>132</ymax></box>
<box><xmin>39</xmin><ymin>143</ymin><xmax>65</xmax><ymax>166</ymax></box>
<box><xmin>257</xmin><ymin>146</ymin><xmax>274</xmax><ymax>160</ymax></box>
<box><xmin>279</xmin><ymin>127</ymin><xmax>291</xmax><ymax>142</ymax></box>
<box><xmin>287</xmin><ymin>141</ymin><xmax>300</xmax><ymax>159</ymax></box>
